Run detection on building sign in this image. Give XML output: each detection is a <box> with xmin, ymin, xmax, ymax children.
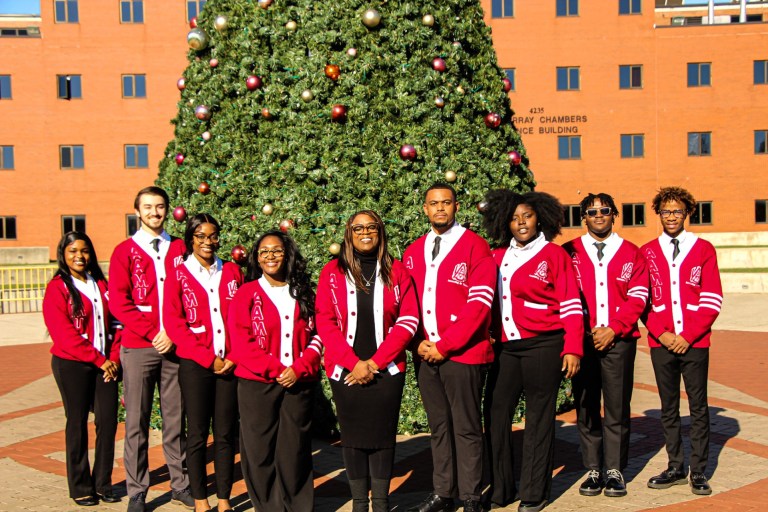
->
<box><xmin>512</xmin><ymin>108</ymin><xmax>588</xmax><ymax>136</ymax></box>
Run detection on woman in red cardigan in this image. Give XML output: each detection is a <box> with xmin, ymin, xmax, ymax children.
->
<box><xmin>480</xmin><ymin>191</ymin><xmax>584</xmax><ymax>512</ymax></box>
<box><xmin>163</xmin><ymin>214</ymin><xmax>243</xmax><ymax>512</ymax></box>
<box><xmin>316</xmin><ymin>210</ymin><xmax>419</xmax><ymax>512</ymax></box>
<box><xmin>43</xmin><ymin>232</ymin><xmax>121</xmax><ymax>507</ymax></box>
<box><xmin>228</xmin><ymin>231</ymin><xmax>321</xmax><ymax>511</ymax></box>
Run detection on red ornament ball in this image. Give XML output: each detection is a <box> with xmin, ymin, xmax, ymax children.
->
<box><xmin>324</xmin><ymin>64</ymin><xmax>341</xmax><ymax>81</ymax></box>
<box><xmin>176</xmin><ymin>77</ymin><xmax>186</xmax><ymax>91</ymax></box>
<box><xmin>432</xmin><ymin>58</ymin><xmax>447</xmax><ymax>72</ymax></box>
<box><xmin>197</xmin><ymin>182</ymin><xmax>211</xmax><ymax>195</ymax></box>
<box><xmin>246</xmin><ymin>75</ymin><xmax>263</xmax><ymax>91</ymax></box>
<box><xmin>502</xmin><ymin>77</ymin><xmax>512</xmax><ymax>92</ymax></box>
<box><xmin>209</xmin><ymin>58</ymin><xmax>219</xmax><ymax>68</ymax></box>
<box><xmin>189</xmin><ymin>16</ymin><xmax>198</xmax><ymax>29</ymax></box>
<box><xmin>174</xmin><ymin>153</ymin><xmax>185</xmax><ymax>165</ymax></box>
<box><xmin>399</xmin><ymin>144</ymin><xmax>417</xmax><ymax>161</ymax></box>
<box><xmin>484</xmin><ymin>112</ymin><xmax>502</xmax><ymax>129</ymax></box>
<box><xmin>331</xmin><ymin>104</ymin><xmax>347</xmax><ymax>122</ymax></box>
<box><xmin>195</xmin><ymin>105</ymin><xmax>211</xmax><ymax>121</ymax></box>
<box><xmin>231</xmin><ymin>244</ymin><xmax>247</xmax><ymax>264</ymax></box>
<box><xmin>172</xmin><ymin>206</ymin><xmax>187</xmax><ymax>222</ymax></box>
<box><xmin>508</xmin><ymin>150</ymin><xmax>522</xmax><ymax>166</ymax></box>
<box><xmin>279</xmin><ymin>219</ymin><xmax>295</xmax><ymax>233</ymax></box>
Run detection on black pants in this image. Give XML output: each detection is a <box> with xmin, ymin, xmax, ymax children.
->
<box><xmin>572</xmin><ymin>338</ymin><xmax>636</xmax><ymax>471</ymax></box>
<box><xmin>177</xmin><ymin>358</ymin><xmax>238</xmax><ymax>500</ymax></box>
<box><xmin>484</xmin><ymin>334</ymin><xmax>563</xmax><ymax>505</ymax></box>
<box><xmin>343</xmin><ymin>447</ymin><xmax>396</xmax><ymax>480</ymax></box>
<box><xmin>650</xmin><ymin>346</ymin><xmax>710</xmax><ymax>474</ymax></box>
<box><xmin>51</xmin><ymin>355</ymin><xmax>118</xmax><ymax>499</ymax></box>
<box><xmin>417</xmin><ymin>360</ymin><xmax>484</xmax><ymax>501</ymax></box>
<box><xmin>238</xmin><ymin>378</ymin><xmax>315</xmax><ymax>512</ymax></box>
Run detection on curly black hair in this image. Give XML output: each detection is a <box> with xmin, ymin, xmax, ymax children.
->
<box><xmin>651</xmin><ymin>186</ymin><xmax>696</xmax><ymax>215</ymax></box>
<box><xmin>245</xmin><ymin>231</ymin><xmax>315</xmax><ymax>320</ymax></box>
<box><xmin>481</xmin><ymin>189</ymin><xmax>565</xmax><ymax>246</ymax></box>
<box><xmin>52</xmin><ymin>232</ymin><xmax>106</xmax><ymax>317</ymax></box>
<box><xmin>579</xmin><ymin>192</ymin><xmax>619</xmax><ymax>219</ymax></box>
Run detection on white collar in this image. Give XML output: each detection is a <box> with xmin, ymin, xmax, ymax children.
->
<box><xmin>425</xmin><ymin>222</ymin><xmax>465</xmax><ymax>243</ymax></box>
<box><xmin>660</xmin><ymin>229</ymin><xmax>689</xmax><ymax>245</ymax></box>
<box><xmin>184</xmin><ymin>255</ymin><xmax>222</xmax><ymax>276</ymax></box>
<box><xmin>132</xmin><ymin>228</ymin><xmax>171</xmax><ymax>245</ymax></box>
<box><xmin>509</xmin><ymin>231</ymin><xmax>546</xmax><ymax>252</ymax></box>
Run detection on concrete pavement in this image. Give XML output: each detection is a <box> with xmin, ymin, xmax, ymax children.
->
<box><xmin>0</xmin><ymin>293</ymin><xmax>766</xmax><ymax>511</ymax></box>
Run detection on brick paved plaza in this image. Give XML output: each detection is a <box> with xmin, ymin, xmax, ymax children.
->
<box><xmin>0</xmin><ymin>294</ymin><xmax>765</xmax><ymax>511</ymax></box>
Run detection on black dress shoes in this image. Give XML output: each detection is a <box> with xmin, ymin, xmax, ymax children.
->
<box><xmin>690</xmin><ymin>472</ymin><xmax>712</xmax><ymax>495</ymax></box>
<box><xmin>73</xmin><ymin>496</ymin><xmax>98</xmax><ymax>506</ymax></box>
<box><xmin>407</xmin><ymin>493</ymin><xmax>455</xmax><ymax>512</ymax></box>
<box><xmin>518</xmin><ymin>500</ymin><xmax>548</xmax><ymax>512</ymax></box>
<box><xmin>462</xmin><ymin>499</ymin><xmax>483</xmax><ymax>512</ymax></box>
<box><xmin>97</xmin><ymin>490</ymin><xmax>121</xmax><ymax>503</ymax></box>
<box><xmin>578</xmin><ymin>469</ymin><xmax>604</xmax><ymax>496</ymax></box>
<box><xmin>603</xmin><ymin>469</ymin><xmax>627</xmax><ymax>497</ymax></box>
<box><xmin>647</xmin><ymin>467</ymin><xmax>688</xmax><ymax>489</ymax></box>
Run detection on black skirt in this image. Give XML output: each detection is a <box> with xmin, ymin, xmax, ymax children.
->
<box><xmin>330</xmin><ymin>370</ymin><xmax>405</xmax><ymax>449</ymax></box>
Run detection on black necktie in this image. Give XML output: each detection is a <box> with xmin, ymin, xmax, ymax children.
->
<box><xmin>432</xmin><ymin>236</ymin><xmax>441</xmax><ymax>261</ymax></box>
<box><xmin>671</xmin><ymin>238</ymin><xmax>680</xmax><ymax>260</ymax></box>
<box><xmin>594</xmin><ymin>242</ymin><xmax>606</xmax><ymax>261</ymax></box>
<box><xmin>151</xmin><ymin>239</ymin><xmax>160</xmax><ymax>253</ymax></box>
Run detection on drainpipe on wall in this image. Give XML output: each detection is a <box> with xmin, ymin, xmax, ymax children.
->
<box><xmin>708</xmin><ymin>0</ymin><xmax>715</xmax><ymax>24</ymax></box>
<box><xmin>740</xmin><ymin>0</ymin><xmax>747</xmax><ymax>23</ymax></box>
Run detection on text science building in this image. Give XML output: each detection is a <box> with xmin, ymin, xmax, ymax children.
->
<box><xmin>0</xmin><ymin>0</ymin><xmax>767</xmax><ymax>261</ymax></box>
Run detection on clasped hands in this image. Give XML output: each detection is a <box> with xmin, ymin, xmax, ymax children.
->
<box><xmin>416</xmin><ymin>340</ymin><xmax>445</xmax><ymax>364</ymax></box>
<box><xmin>659</xmin><ymin>332</ymin><xmax>691</xmax><ymax>354</ymax></box>
<box><xmin>344</xmin><ymin>359</ymin><xmax>380</xmax><ymax>386</ymax></box>
<box><xmin>100</xmin><ymin>360</ymin><xmax>120</xmax><ymax>382</ymax></box>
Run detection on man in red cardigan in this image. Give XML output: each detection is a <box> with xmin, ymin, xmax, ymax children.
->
<box><xmin>403</xmin><ymin>183</ymin><xmax>496</xmax><ymax>512</ymax></box>
<box><xmin>109</xmin><ymin>187</ymin><xmax>193</xmax><ymax>512</ymax></box>
<box><xmin>642</xmin><ymin>186</ymin><xmax>722</xmax><ymax>497</ymax></box>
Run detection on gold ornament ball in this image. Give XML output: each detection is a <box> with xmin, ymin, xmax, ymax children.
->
<box><xmin>362</xmin><ymin>9</ymin><xmax>381</xmax><ymax>28</ymax></box>
<box><xmin>456</xmin><ymin>85</ymin><xmax>465</xmax><ymax>94</ymax></box>
<box><xmin>329</xmin><ymin>243</ymin><xmax>341</xmax><ymax>256</ymax></box>
<box><xmin>422</xmin><ymin>14</ymin><xmax>435</xmax><ymax>26</ymax></box>
<box><xmin>285</xmin><ymin>20</ymin><xmax>297</xmax><ymax>31</ymax></box>
<box><xmin>301</xmin><ymin>89</ymin><xmax>314</xmax><ymax>102</ymax></box>
<box><xmin>445</xmin><ymin>171</ymin><xmax>457</xmax><ymax>182</ymax></box>
<box><xmin>213</xmin><ymin>15</ymin><xmax>228</xmax><ymax>31</ymax></box>
<box><xmin>262</xmin><ymin>203</ymin><xmax>274</xmax><ymax>215</ymax></box>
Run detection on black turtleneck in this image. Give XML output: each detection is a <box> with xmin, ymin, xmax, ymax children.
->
<box><xmin>353</xmin><ymin>251</ymin><xmax>378</xmax><ymax>360</ymax></box>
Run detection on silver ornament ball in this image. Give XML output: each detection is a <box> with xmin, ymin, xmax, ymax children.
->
<box><xmin>187</xmin><ymin>28</ymin><xmax>208</xmax><ymax>51</ymax></box>
<box><xmin>213</xmin><ymin>15</ymin><xmax>228</xmax><ymax>31</ymax></box>
<box><xmin>301</xmin><ymin>89</ymin><xmax>314</xmax><ymax>102</ymax></box>
<box><xmin>362</xmin><ymin>9</ymin><xmax>381</xmax><ymax>28</ymax></box>
<box><xmin>262</xmin><ymin>203</ymin><xmax>274</xmax><ymax>215</ymax></box>
<box><xmin>347</xmin><ymin>47</ymin><xmax>358</xmax><ymax>58</ymax></box>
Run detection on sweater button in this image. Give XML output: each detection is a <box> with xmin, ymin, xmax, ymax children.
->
<box><xmin>213</xmin><ymin>308</ymin><xmax>218</xmax><ymax>312</ymax></box>
<box><xmin>157</xmin><ymin>256</ymin><xmax>161</xmax><ymax>260</ymax></box>
<box><xmin>503</xmin><ymin>277</ymin><xmax>507</xmax><ymax>281</ymax></box>
<box><xmin>673</xmin><ymin>301</ymin><xmax>677</xmax><ymax>305</ymax></box>
<box><xmin>285</xmin><ymin>333</ymin><xmax>290</xmax><ymax>337</ymax></box>
<box><xmin>600</xmin><ymin>304</ymin><xmax>605</xmax><ymax>308</ymax></box>
<box><xmin>348</xmin><ymin>335</ymin><xmax>353</xmax><ymax>339</ymax></box>
<box><xmin>505</xmin><ymin>317</ymin><xmax>510</xmax><ymax>321</ymax></box>
<box><xmin>426</xmin><ymin>310</ymin><xmax>431</xmax><ymax>314</ymax></box>
<box><xmin>510</xmin><ymin>332</ymin><xmax>516</xmax><ymax>338</ymax></box>
<box><xmin>217</xmin><ymin>329</ymin><xmax>222</xmax><ymax>333</ymax></box>
<box><xmin>285</xmin><ymin>353</ymin><xmax>290</xmax><ymax>357</ymax></box>
<box><xmin>210</xmin><ymin>289</ymin><xmax>214</xmax><ymax>293</ymax></box>
<box><xmin>430</xmin><ymin>332</ymin><xmax>436</xmax><ymax>337</ymax></box>
<box><xmin>672</xmin><ymin>281</ymin><xmax>677</xmax><ymax>285</ymax></box>
<box><xmin>672</xmin><ymin>263</ymin><xmax>676</xmax><ymax>268</ymax></box>
<box><xmin>599</xmin><ymin>282</ymin><xmax>604</xmax><ymax>286</ymax></box>
<box><xmin>599</xmin><ymin>263</ymin><xmax>603</xmax><ymax>267</ymax></box>
<box><xmin>503</xmin><ymin>295</ymin><xmax>507</xmax><ymax>300</ymax></box>
<box><xmin>351</xmin><ymin>312</ymin><xmax>356</xmax><ymax>316</ymax></box>
<box><xmin>285</xmin><ymin>315</ymin><xmax>289</xmax><ymax>319</ymax></box>
<box><xmin>428</xmin><ymin>287</ymin><xmax>432</xmax><ymax>292</ymax></box>
<box><xmin>677</xmin><ymin>320</ymin><xmax>681</xmax><ymax>324</ymax></box>
<box><xmin>430</xmin><ymin>264</ymin><xmax>435</xmax><ymax>268</ymax></box>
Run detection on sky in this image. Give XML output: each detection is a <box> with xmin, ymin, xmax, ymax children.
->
<box><xmin>0</xmin><ymin>0</ymin><xmax>40</xmax><ymax>16</ymax></box>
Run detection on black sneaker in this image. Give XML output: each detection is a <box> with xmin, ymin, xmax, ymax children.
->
<box><xmin>171</xmin><ymin>488</ymin><xmax>195</xmax><ymax>510</ymax></box>
<box><xmin>127</xmin><ymin>492</ymin><xmax>146</xmax><ymax>512</ymax></box>
<box><xmin>604</xmin><ymin>469</ymin><xmax>627</xmax><ymax>497</ymax></box>
<box><xmin>647</xmin><ymin>467</ymin><xmax>688</xmax><ymax>489</ymax></box>
<box><xmin>578</xmin><ymin>469</ymin><xmax>604</xmax><ymax>496</ymax></box>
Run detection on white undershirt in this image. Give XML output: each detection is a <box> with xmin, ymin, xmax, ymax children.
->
<box><xmin>185</xmin><ymin>256</ymin><xmax>225</xmax><ymax>357</ymax></box>
<box><xmin>72</xmin><ymin>274</ymin><xmax>106</xmax><ymax>355</ymax></box>
<box><xmin>259</xmin><ymin>276</ymin><xmax>296</xmax><ymax>366</ymax></box>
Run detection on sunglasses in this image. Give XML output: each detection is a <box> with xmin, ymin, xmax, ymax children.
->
<box><xmin>585</xmin><ymin>207</ymin><xmax>612</xmax><ymax>217</ymax></box>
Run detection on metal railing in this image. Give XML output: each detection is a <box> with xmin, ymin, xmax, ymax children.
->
<box><xmin>0</xmin><ymin>265</ymin><xmax>58</xmax><ymax>314</ymax></box>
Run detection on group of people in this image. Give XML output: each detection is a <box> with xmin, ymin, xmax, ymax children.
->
<box><xmin>43</xmin><ymin>182</ymin><xmax>722</xmax><ymax>512</ymax></box>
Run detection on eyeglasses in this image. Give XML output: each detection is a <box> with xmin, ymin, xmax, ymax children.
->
<box><xmin>585</xmin><ymin>207</ymin><xmax>612</xmax><ymax>217</ymax></box>
<box><xmin>193</xmin><ymin>233</ymin><xmax>220</xmax><ymax>243</ymax></box>
<box><xmin>351</xmin><ymin>224</ymin><xmax>379</xmax><ymax>235</ymax></box>
<box><xmin>660</xmin><ymin>209</ymin><xmax>685</xmax><ymax>218</ymax></box>
<box><xmin>258</xmin><ymin>248</ymin><xmax>285</xmax><ymax>258</ymax></box>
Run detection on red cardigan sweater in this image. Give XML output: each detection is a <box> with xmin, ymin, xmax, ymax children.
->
<box><xmin>491</xmin><ymin>241</ymin><xmax>584</xmax><ymax>357</ymax></box>
<box><xmin>163</xmin><ymin>260</ymin><xmax>244</xmax><ymax>369</ymax></box>
<box><xmin>228</xmin><ymin>279</ymin><xmax>322</xmax><ymax>383</ymax></box>
<box><xmin>44</xmin><ymin>275</ymin><xmax>120</xmax><ymax>367</ymax></box>
<box><xmin>109</xmin><ymin>237</ymin><xmax>185</xmax><ymax>348</ymax></box>
<box><xmin>315</xmin><ymin>259</ymin><xmax>419</xmax><ymax>379</ymax></box>
<box><xmin>402</xmin><ymin>229</ymin><xmax>496</xmax><ymax>364</ymax></box>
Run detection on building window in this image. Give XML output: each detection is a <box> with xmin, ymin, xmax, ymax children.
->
<box><xmin>620</xmin><ymin>134</ymin><xmax>644</xmax><ymax>158</ymax></box>
<box><xmin>556</xmin><ymin>0</ymin><xmax>578</xmax><ymax>17</ymax></box>
<box><xmin>687</xmin><ymin>62</ymin><xmax>711</xmax><ymax>87</ymax></box>
<box><xmin>126</xmin><ymin>214</ymin><xmax>141</xmax><ymax>236</ymax></box>
<box><xmin>125</xmin><ymin>144</ymin><xmax>149</xmax><ymax>168</ymax></box>
<box><xmin>54</xmin><ymin>0</ymin><xmax>79</xmax><ymax>23</ymax></box>
<box><xmin>622</xmin><ymin>203</ymin><xmax>645</xmax><ymax>227</ymax></box>
<box><xmin>57</xmin><ymin>75</ymin><xmax>82</xmax><ymax>100</ymax></box>
<box><xmin>558</xmin><ymin>136</ymin><xmax>581</xmax><ymax>160</ymax></box>
<box><xmin>60</xmin><ymin>145</ymin><xmax>85</xmax><ymax>169</ymax></box>
<box><xmin>619</xmin><ymin>65</ymin><xmax>642</xmax><ymax>89</ymax></box>
<box><xmin>0</xmin><ymin>146</ymin><xmax>14</xmax><ymax>170</ymax></box>
<box><xmin>0</xmin><ymin>75</ymin><xmax>11</xmax><ymax>99</ymax></box>
<box><xmin>120</xmin><ymin>0</ymin><xmax>144</xmax><ymax>23</ymax></box>
<box><xmin>0</xmin><ymin>216</ymin><xmax>17</xmax><ymax>240</ymax></box>
<box><xmin>491</xmin><ymin>0</ymin><xmax>514</xmax><ymax>18</ymax></box>
<box><xmin>690</xmin><ymin>201</ymin><xmax>713</xmax><ymax>226</ymax></box>
<box><xmin>757</xmin><ymin>200</ymin><xmax>768</xmax><ymax>224</ymax></box>
<box><xmin>756</xmin><ymin>130</ymin><xmax>768</xmax><ymax>154</ymax></box>
<box><xmin>556</xmin><ymin>66</ymin><xmax>580</xmax><ymax>91</ymax></box>
<box><xmin>688</xmin><ymin>132</ymin><xmax>711</xmax><ymax>156</ymax></box>
<box><xmin>62</xmin><ymin>215</ymin><xmax>86</xmax><ymax>234</ymax></box>
<box><xmin>755</xmin><ymin>60</ymin><xmax>768</xmax><ymax>85</ymax></box>
<box><xmin>186</xmin><ymin>0</ymin><xmax>206</xmax><ymax>22</ymax></box>
<box><xmin>122</xmin><ymin>74</ymin><xmax>146</xmax><ymax>98</ymax></box>
<box><xmin>563</xmin><ymin>205</ymin><xmax>581</xmax><ymax>228</ymax></box>
<box><xmin>619</xmin><ymin>0</ymin><xmax>641</xmax><ymax>15</ymax></box>
<box><xmin>504</xmin><ymin>68</ymin><xmax>516</xmax><ymax>91</ymax></box>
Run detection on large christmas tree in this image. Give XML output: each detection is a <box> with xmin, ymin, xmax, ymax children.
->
<box><xmin>157</xmin><ymin>0</ymin><xmax>538</xmax><ymax>433</ymax></box>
